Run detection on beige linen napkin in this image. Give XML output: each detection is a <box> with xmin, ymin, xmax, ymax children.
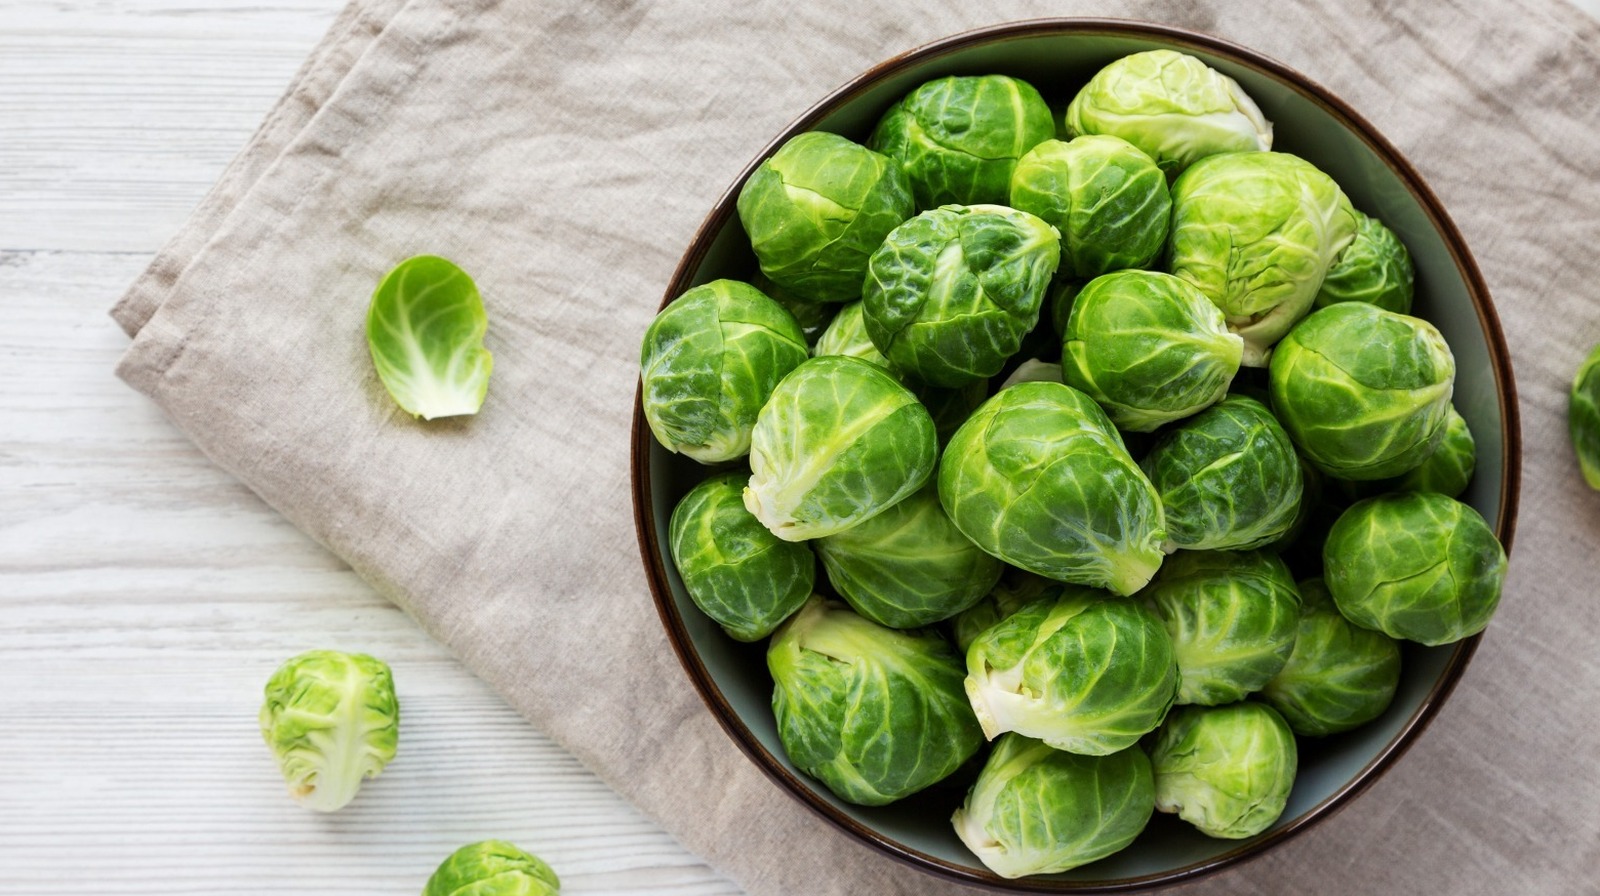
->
<box><xmin>116</xmin><ymin>1</ymin><xmax>1600</xmax><ymax>893</ymax></box>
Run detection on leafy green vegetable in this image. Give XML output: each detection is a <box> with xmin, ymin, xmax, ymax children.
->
<box><xmin>423</xmin><ymin>840</ymin><xmax>559</xmax><ymax>896</ymax></box>
<box><xmin>366</xmin><ymin>255</ymin><xmax>494</xmax><ymax>420</ymax></box>
<box><xmin>1260</xmin><ymin>578</ymin><xmax>1401</xmax><ymax>736</ymax></box>
<box><xmin>1314</xmin><ymin>210</ymin><xmax>1415</xmax><ymax>314</ymax></box>
<box><xmin>1008</xmin><ymin>135</ymin><xmax>1170</xmax><ymax>279</ymax></box>
<box><xmin>1570</xmin><ymin>341</ymin><xmax>1600</xmax><ymax>489</ymax></box>
<box><xmin>1148</xmin><ymin>702</ymin><xmax>1298</xmax><ymax>839</ymax></box>
<box><xmin>259</xmin><ymin>649</ymin><xmax>399</xmax><ymax>812</ymax></box>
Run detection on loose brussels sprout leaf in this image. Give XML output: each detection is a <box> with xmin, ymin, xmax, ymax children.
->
<box><xmin>1168</xmin><ymin>152</ymin><xmax>1358</xmax><ymax>366</ymax></box>
<box><xmin>1140</xmin><ymin>394</ymin><xmax>1303</xmax><ymax>551</ymax></box>
<box><xmin>813</xmin><ymin>300</ymin><xmax>896</xmax><ymax>375</ymax></box>
<box><xmin>1061</xmin><ymin>270</ymin><xmax>1243</xmax><ymax>432</ymax></box>
<box><xmin>950</xmin><ymin>568</ymin><xmax>1067</xmax><ymax>654</ymax></box>
<box><xmin>1008</xmin><ymin>135</ymin><xmax>1171</xmax><ymax>280</ymax></box>
<box><xmin>753</xmin><ymin>272</ymin><xmax>838</xmax><ymax>347</ymax></box>
<box><xmin>669</xmin><ymin>473</ymin><xmax>816</xmax><ymax>641</ymax></box>
<box><xmin>1313</xmin><ymin>210</ymin><xmax>1416</xmax><ymax>314</ymax></box>
<box><xmin>1385</xmin><ymin>404</ymin><xmax>1475</xmax><ymax>498</ymax></box>
<box><xmin>965</xmin><ymin>592</ymin><xmax>1178</xmax><ymax>755</ymax></box>
<box><xmin>952</xmin><ymin>734</ymin><xmax>1154</xmax><ymax>878</ymax></box>
<box><xmin>868</xmin><ymin>74</ymin><xmax>1055</xmax><ymax>209</ymax></box>
<box><xmin>768</xmin><ymin>597</ymin><xmax>982</xmax><ymax>805</ymax></box>
<box><xmin>744</xmin><ymin>356</ymin><xmax>937</xmax><ymax>541</ymax></box>
<box><xmin>1323</xmin><ymin>492</ymin><xmax>1506</xmax><ymax>646</ymax></box>
<box><xmin>1149</xmin><ymin>703</ymin><xmax>1298</xmax><ymax>839</ymax></box>
<box><xmin>737</xmin><ymin>131</ymin><xmax>914</xmax><ymax>304</ymax></box>
<box><xmin>423</xmin><ymin>840</ymin><xmax>560</xmax><ymax>896</ymax></box>
<box><xmin>1063</xmin><ymin>50</ymin><xmax>1272</xmax><ymax>176</ymax></box>
<box><xmin>259</xmin><ymin>649</ymin><xmax>399</xmax><ymax>812</ymax></box>
<box><xmin>863</xmin><ymin>204</ymin><xmax>1061</xmax><ymax>388</ymax></box>
<box><xmin>1570</xmin><ymin>341</ymin><xmax>1600</xmax><ymax>489</ymax></box>
<box><xmin>365</xmin><ymin>255</ymin><xmax>493</xmax><ymax>420</ymax></box>
<box><xmin>1260</xmin><ymin>578</ymin><xmax>1402</xmax><ymax>736</ymax></box>
<box><xmin>939</xmin><ymin>381</ymin><xmax>1167</xmax><ymax>595</ymax></box>
<box><xmin>816</xmin><ymin>484</ymin><xmax>1001</xmax><ymax>628</ymax></box>
<box><xmin>1269</xmin><ymin>302</ymin><xmax>1455</xmax><ymax>480</ymax></box>
<box><xmin>1144</xmin><ymin>550</ymin><xmax>1301</xmax><ymax>705</ymax></box>
<box><xmin>639</xmin><ymin>279</ymin><xmax>810</xmax><ymax>463</ymax></box>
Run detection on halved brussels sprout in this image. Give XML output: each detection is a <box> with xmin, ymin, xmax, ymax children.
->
<box><xmin>869</xmin><ymin>74</ymin><xmax>1055</xmax><ymax>209</ymax></box>
<box><xmin>669</xmin><ymin>473</ymin><xmax>816</xmax><ymax>641</ymax></box>
<box><xmin>1260</xmin><ymin>578</ymin><xmax>1401</xmax><ymax>736</ymax></box>
<box><xmin>259</xmin><ymin>650</ymin><xmax>399</xmax><ymax>812</ymax></box>
<box><xmin>1168</xmin><ymin>151</ymin><xmax>1358</xmax><ymax>366</ymax></box>
<box><xmin>1570</xmin><ymin>341</ymin><xmax>1600</xmax><ymax>489</ymax></box>
<box><xmin>744</xmin><ymin>356</ymin><xmax>937</xmax><ymax>541</ymax></box>
<box><xmin>863</xmin><ymin>204</ymin><xmax>1061</xmax><ymax>388</ymax></box>
<box><xmin>639</xmin><ymin>279</ymin><xmax>809</xmax><ymax>463</ymax></box>
<box><xmin>1387</xmin><ymin>404</ymin><xmax>1475</xmax><ymax>498</ymax></box>
<box><xmin>768</xmin><ymin>597</ymin><xmax>982</xmax><ymax>806</ymax></box>
<box><xmin>423</xmin><ymin>841</ymin><xmax>560</xmax><ymax>896</ymax></box>
<box><xmin>1148</xmin><ymin>702</ymin><xmax>1298</xmax><ymax>839</ymax></box>
<box><xmin>939</xmin><ymin>381</ymin><xmax>1167</xmax><ymax>595</ymax></box>
<box><xmin>1314</xmin><ymin>209</ymin><xmax>1415</xmax><ymax>314</ymax></box>
<box><xmin>812</xmin><ymin>300</ymin><xmax>895</xmax><ymax>374</ymax></box>
<box><xmin>737</xmin><ymin>131</ymin><xmax>914</xmax><ymax>304</ymax></box>
<box><xmin>1140</xmin><ymin>394</ymin><xmax>1303</xmax><ymax>551</ymax></box>
<box><xmin>1064</xmin><ymin>49</ymin><xmax>1272</xmax><ymax>176</ymax></box>
<box><xmin>1323</xmin><ymin>492</ymin><xmax>1506</xmax><ymax>646</ymax></box>
<box><xmin>1269</xmin><ymin>302</ymin><xmax>1455</xmax><ymax>480</ymax></box>
<box><xmin>1008</xmin><ymin>135</ymin><xmax>1170</xmax><ymax>279</ymax></box>
<box><xmin>964</xmin><ymin>591</ymin><xmax>1178</xmax><ymax>755</ymax></box>
<box><xmin>953</xmin><ymin>734</ymin><xmax>1154</xmax><ymax>878</ymax></box>
<box><xmin>815</xmin><ymin>484</ymin><xmax>1001</xmax><ymax>628</ymax></box>
<box><xmin>1060</xmin><ymin>270</ymin><xmax>1243</xmax><ymax>432</ymax></box>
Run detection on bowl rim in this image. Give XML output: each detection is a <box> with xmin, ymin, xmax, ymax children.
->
<box><xmin>631</xmin><ymin>16</ymin><xmax>1521</xmax><ymax>893</ymax></box>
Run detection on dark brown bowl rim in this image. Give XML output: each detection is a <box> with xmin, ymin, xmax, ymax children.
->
<box><xmin>631</xmin><ymin>16</ymin><xmax>1522</xmax><ymax>893</ymax></box>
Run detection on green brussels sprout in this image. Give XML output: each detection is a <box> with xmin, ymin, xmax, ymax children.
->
<box><xmin>812</xmin><ymin>300</ymin><xmax>895</xmax><ymax>374</ymax></box>
<box><xmin>1060</xmin><ymin>270</ymin><xmax>1243</xmax><ymax>431</ymax></box>
<box><xmin>744</xmin><ymin>355</ymin><xmax>937</xmax><ymax>541</ymax></box>
<box><xmin>753</xmin><ymin>272</ymin><xmax>837</xmax><ymax>347</ymax></box>
<box><xmin>1168</xmin><ymin>151</ymin><xmax>1358</xmax><ymax>366</ymax></box>
<box><xmin>868</xmin><ymin>74</ymin><xmax>1055</xmax><ymax>209</ymax></box>
<box><xmin>736</xmin><ymin>131</ymin><xmax>914</xmax><ymax>304</ymax></box>
<box><xmin>1323</xmin><ymin>492</ymin><xmax>1507</xmax><ymax>646</ymax></box>
<box><xmin>1140</xmin><ymin>394</ymin><xmax>1304</xmax><ymax>551</ymax></box>
<box><xmin>259</xmin><ymin>649</ymin><xmax>399</xmax><ymax>812</ymax></box>
<box><xmin>1313</xmin><ymin>210</ymin><xmax>1415</xmax><ymax>314</ymax></box>
<box><xmin>964</xmin><ymin>591</ymin><xmax>1178</xmax><ymax>755</ymax></box>
<box><xmin>939</xmin><ymin>381</ymin><xmax>1167</xmax><ymax>596</ymax></box>
<box><xmin>423</xmin><ymin>841</ymin><xmax>559</xmax><ymax>896</ymax></box>
<box><xmin>1386</xmin><ymin>405</ymin><xmax>1476</xmax><ymax>498</ymax></box>
<box><xmin>1260</xmin><ymin>578</ymin><xmax>1402</xmax><ymax>736</ymax></box>
<box><xmin>998</xmin><ymin>358</ymin><xmax>1063</xmax><ymax>390</ymax></box>
<box><xmin>815</xmin><ymin>484</ymin><xmax>1002</xmax><ymax>628</ymax></box>
<box><xmin>863</xmin><ymin>204</ymin><xmax>1061</xmax><ymax>388</ymax></box>
<box><xmin>916</xmin><ymin>378</ymin><xmax>992</xmax><ymax>447</ymax></box>
<box><xmin>950</xmin><ymin>568</ymin><xmax>1067</xmax><ymax>654</ymax></box>
<box><xmin>1048</xmin><ymin>278</ymin><xmax>1083</xmax><ymax>339</ymax></box>
<box><xmin>1269</xmin><ymin>302</ymin><xmax>1456</xmax><ymax>480</ymax></box>
<box><xmin>952</xmin><ymin>734</ymin><xmax>1154</xmax><ymax>878</ymax></box>
<box><xmin>768</xmin><ymin>597</ymin><xmax>982</xmax><ymax>805</ymax></box>
<box><xmin>1008</xmin><ymin>135</ymin><xmax>1171</xmax><ymax>279</ymax></box>
<box><xmin>639</xmin><ymin>279</ymin><xmax>810</xmax><ymax>463</ymax></box>
<box><xmin>669</xmin><ymin>473</ymin><xmax>816</xmax><ymax>641</ymax></box>
<box><xmin>1144</xmin><ymin>550</ymin><xmax>1301</xmax><ymax>705</ymax></box>
<box><xmin>1570</xmin><ymin>341</ymin><xmax>1600</xmax><ymax>489</ymax></box>
<box><xmin>1148</xmin><ymin>702</ymin><xmax>1298</xmax><ymax>839</ymax></box>
<box><xmin>1064</xmin><ymin>50</ymin><xmax>1272</xmax><ymax>176</ymax></box>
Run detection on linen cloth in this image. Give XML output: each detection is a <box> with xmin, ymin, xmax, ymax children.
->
<box><xmin>114</xmin><ymin>1</ymin><xmax>1600</xmax><ymax>893</ymax></box>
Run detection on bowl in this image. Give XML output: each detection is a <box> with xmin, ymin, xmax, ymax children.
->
<box><xmin>630</xmin><ymin>18</ymin><xmax>1520</xmax><ymax>892</ymax></box>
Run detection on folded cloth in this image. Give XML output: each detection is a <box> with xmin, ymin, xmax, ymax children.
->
<box><xmin>115</xmin><ymin>0</ymin><xmax>1600</xmax><ymax>893</ymax></box>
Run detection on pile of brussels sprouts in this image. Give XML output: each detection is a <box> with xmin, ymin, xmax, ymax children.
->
<box><xmin>640</xmin><ymin>49</ymin><xmax>1507</xmax><ymax>879</ymax></box>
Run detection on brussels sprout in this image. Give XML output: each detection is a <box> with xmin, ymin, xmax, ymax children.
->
<box><xmin>964</xmin><ymin>591</ymin><xmax>1178</xmax><ymax>754</ymax></box>
<box><xmin>950</xmin><ymin>569</ymin><xmax>1067</xmax><ymax>654</ymax></box>
<box><xmin>868</xmin><ymin>74</ymin><xmax>1055</xmax><ymax>209</ymax></box>
<box><xmin>768</xmin><ymin>597</ymin><xmax>982</xmax><ymax>805</ymax></box>
<box><xmin>815</xmin><ymin>484</ymin><xmax>1002</xmax><ymax>628</ymax></box>
<box><xmin>1269</xmin><ymin>302</ymin><xmax>1455</xmax><ymax>480</ymax></box>
<box><xmin>1008</xmin><ymin>135</ymin><xmax>1171</xmax><ymax>279</ymax></box>
<box><xmin>744</xmin><ymin>355</ymin><xmax>937</xmax><ymax>541</ymax></box>
<box><xmin>1260</xmin><ymin>578</ymin><xmax>1401</xmax><ymax>736</ymax></box>
<box><xmin>998</xmin><ymin>358</ymin><xmax>1063</xmax><ymax>391</ymax></box>
<box><xmin>939</xmin><ymin>381</ymin><xmax>1167</xmax><ymax>595</ymax></box>
<box><xmin>1144</xmin><ymin>550</ymin><xmax>1301</xmax><ymax>705</ymax></box>
<box><xmin>813</xmin><ymin>300</ymin><xmax>895</xmax><ymax>374</ymax></box>
<box><xmin>639</xmin><ymin>279</ymin><xmax>810</xmax><ymax>463</ymax></box>
<box><xmin>365</xmin><ymin>255</ymin><xmax>493</xmax><ymax>420</ymax></box>
<box><xmin>1064</xmin><ymin>50</ymin><xmax>1272</xmax><ymax>176</ymax></box>
<box><xmin>917</xmin><ymin>378</ymin><xmax>991</xmax><ymax>447</ymax></box>
<box><xmin>753</xmin><ymin>272</ymin><xmax>837</xmax><ymax>347</ymax></box>
<box><xmin>669</xmin><ymin>473</ymin><xmax>816</xmax><ymax>641</ymax></box>
<box><xmin>1570</xmin><ymin>341</ymin><xmax>1600</xmax><ymax>489</ymax></box>
<box><xmin>1323</xmin><ymin>492</ymin><xmax>1507</xmax><ymax>646</ymax></box>
<box><xmin>1148</xmin><ymin>703</ymin><xmax>1298</xmax><ymax>839</ymax></box>
<box><xmin>737</xmin><ymin>131</ymin><xmax>914</xmax><ymax>304</ymax></box>
<box><xmin>1168</xmin><ymin>151</ymin><xmax>1358</xmax><ymax>366</ymax></box>
<box><xmin>1140</xmin><ymin>395</ymin><xmax>1303</xmax><ymax>551</ymax></box>
<box><xmin>1314</xmin><ymin>210</ymin><xmax>1415</xmax><ymax>314</ymax></box>
<box><xmin>1386</xmin><ymin>404</ymin><xmax>1475</xmax><ymax>498</ymax></box>
<box><xmin>863</xmin><ymin>204</ymin><xmax>1061</xmax><ymax>388</ymax></box>
<box><xmin>259</xmin><ymin>649</ymin><xmax>399</xmax><ymax>812</ymax></box>
<box><xmin>1060</xmin><ymin>270</ymin><xmax>1243</xmax><ymax>432</ymax></box>
<box><xmin>1048</xmin><ymin>278</ymin><xmax>1083</xmax><ymax>339</ymax></box>
<box><xmin>952</xmin><ymin>734</ymin><xmax>1154</xmax><ymax>878</ymax></box>
<box><xmin>423</xmin><ymin>841</ymin><xmax>559</xmax><ymax>896</ymax></box>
